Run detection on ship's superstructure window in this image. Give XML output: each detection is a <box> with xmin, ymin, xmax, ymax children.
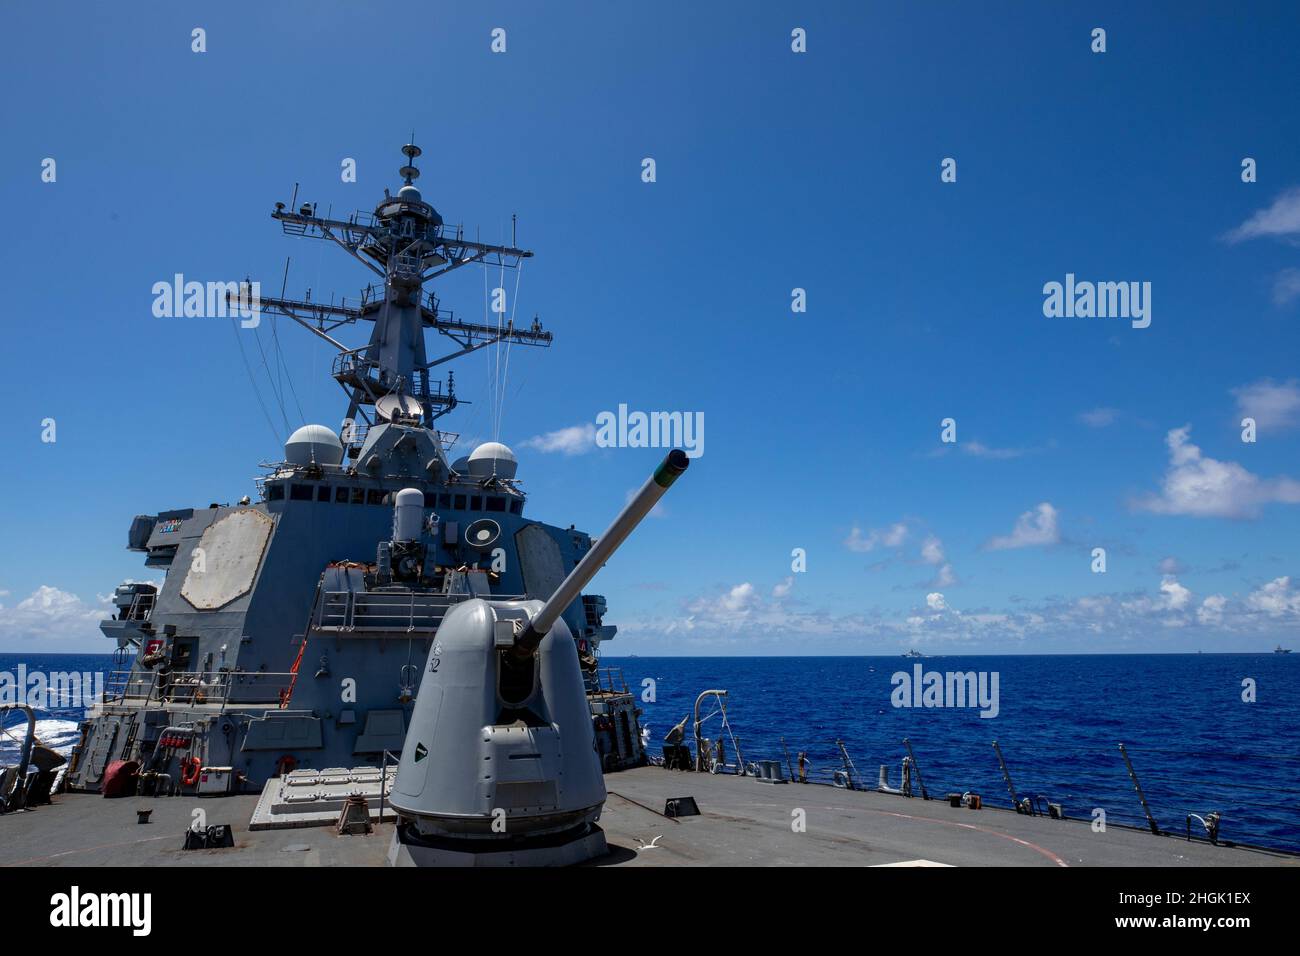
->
<box><xmin>335</xmin><ymin>487</ymin><xmax>349</xmax><ymax>503</ymax></box>
<box><xmin>486</xmin><ymin>496</ymin><xmax>506</xmax><ymax>512</ymax></box>
<box><xmin>470</xmin><ymin>495</ymin><xmax>482</xmax><ymax>511</ymax></box>
<box><xmin>439</xmin><ymin>493</ymin><xmax>451</xmax><ymax>509</ymax></box>
<box><xmin>317</xmin><ymin>486</ymin><xmax>332</xmax><ymax>502</ymax></box>
<box><xmin>454</xmin><ymin>494</ymin><xmax>466</xmax><ymax>510</ymax></box>
<box><xmin>510</xmin><ymin>500</ymin><xmax>523</xmax><ymax>515</ymax></box>
<box><xmin>290</xmin><ymin>484</ymin><xmax>313</xmax><ymax>501</ymax></box>
<box><xmin>367</xmin><ymin>489</ymin><xmax>385</xmax><ymax>505</ymax></box>
<box><xmin>423</xmin><ymin>491</ymin><xmax>437</xmax><ymax>508</ymax></box>
<box><xmin>267</xmin><ymin>484</ymin><xmax>284</xmax><ymax>501</ymax></box>
<box><xmin>351</xmin><ymin>488</ymin><xmax>365</xmax><ymax>505</ymax></box>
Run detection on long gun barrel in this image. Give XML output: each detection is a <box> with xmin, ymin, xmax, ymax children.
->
<box><xmin>511</xmin><ymin>449</ymin><xmax>689</xmax><ymax>659</ymax></box>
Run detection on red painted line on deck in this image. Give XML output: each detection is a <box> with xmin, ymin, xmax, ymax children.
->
<box><xmin>826</xmin><ymin>804</ymin><xmax>1070</xmax><ymax>867</ymax></box>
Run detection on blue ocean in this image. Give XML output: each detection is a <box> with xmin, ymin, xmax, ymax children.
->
<box><xmin>4</xmin><ymin>651</ymin><xmax>1298</xmax><ymax>852</ymax></box>
<box><xmin>603</xmin><ymin>653</ymin><xmax>1300</xmax><ymax>853</ymax></box>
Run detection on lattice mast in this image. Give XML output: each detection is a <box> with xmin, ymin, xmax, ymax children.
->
<box><xmin>252</xmin><ymin>143</ymin><xmax>552</xmax><ymax>433</ymax></box>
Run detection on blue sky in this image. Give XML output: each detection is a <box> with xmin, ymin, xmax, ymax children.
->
<box><xmin>2</xmin><ymin>1</ymin><xmax>1299</xmax><ymax>654</ymax></box>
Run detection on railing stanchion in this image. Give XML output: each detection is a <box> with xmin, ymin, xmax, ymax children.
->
<box><xmin>904</xmin><ymin>737</ymin><xmax>930</xmax><ymax>800</ymax></box>
<box><xmin>993</xmin><ymin>740</ymin><xmax>1019</xmax><ymax>808</ymax></box>
<box><xmin>1118</xmin><ymin>742</ymin><xmax>1160</xmax><ymax>834</ymax></box>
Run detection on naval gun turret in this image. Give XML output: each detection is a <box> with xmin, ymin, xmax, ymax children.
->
<box><xmin>388</xmin><ymin>450</ymin><xmax>689</xmax><ymax>866</ymax></box>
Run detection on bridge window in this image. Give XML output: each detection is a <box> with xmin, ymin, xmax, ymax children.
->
<box><xmin>317</xmin><ymin>486</ymin><xmax>332</xmax><ymax>502</ymax></box>
<box><xmin>290</xmin><ymin>484</ymin><xmax>314</xmax><ymax>501</ymax></box>
<box><xmin>486</xmin><ymin>497</ymin><xmax>506</xmax><ymax>512</ymax></box>
<box><xmin>510</xmin><ymin>500</ymin><xmax>523</xmax><ymax>515</ymax></box>
<box><xmin>424</xmin><ymin>491</ymin><xmax>437</xmax><ymax>508</ymax></box>
<box><xmin>470</xmin><ymin>495</ymin><xmax>482</xmax><ymax>511</ymax></box>
<box><xmin>367</xmin><ymin>489</ymin><xmax>385</xmax><ymax>505</ymax></box>
<box><xmin>438</xmin><ymin>493</ymin><xmax>451</xmax><ymax>509</ymax></box>
<box><xmin>453</xmin><ymin>494</ymin><xmax>466</xmax><ymax>510</ymax></box>
<box><xmin>335</xmin><ymin>487</ymin><xmax>350</xmax><ymax>503</ymax></box>
<box><xmin>267</xmin><ymin>484</ymin><xmax>284</xmax><ymax>501</ymax></box>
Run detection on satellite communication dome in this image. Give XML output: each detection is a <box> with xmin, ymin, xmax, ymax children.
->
<box><xmin>467</xmin><ymin>441</ymin><xmax>518</xmax><ymax>479</ymax></box>
<box><xmin>284</xmin><ymin>424</ymin><xmax>343</xmax><ymax>466</ymax></box>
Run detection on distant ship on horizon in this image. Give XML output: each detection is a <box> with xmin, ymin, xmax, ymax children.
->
<box><xmin>1276</xmin><ymin>644</ymin><xmax>1293</xmax><ymax>655</ymax></box>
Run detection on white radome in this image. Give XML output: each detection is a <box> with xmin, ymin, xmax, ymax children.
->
<box><xmin>284</xmin><ymin>424</ymin><xmax>344</xmax><ymax>466</ymax></box>
<box><xmin>467</xmin><ymin>441</ymin><xmax>518</xmax><ymax>479</ymax></box>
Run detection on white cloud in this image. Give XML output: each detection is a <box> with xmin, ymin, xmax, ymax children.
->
<box><xmin>716</xmin><ymin>582</ymin><xmax>756</xmax><ymax>613</ymax></box>
<box><xmin>1246</xmin><ymin>576</ymin><xmax>1300</xmax><ymax>617</ymax></box>
<box><xmin>1224</xmin><ymin>187</ymin><xmax>1300</xmax><ymax>243</ymax></box>
<box><xmin>963</xmin><ymin>441</ymin><xmax>1023</xmax><ymax>459</ymax></box>
<box><xmin>920</xmin><ymin>535</ymin><xmax>945</xmax><ymax>565</ymax></box>
<box><xmin>518</xmin><ymin>423</ymin><xmax>596</xmax><ymax>455</ymax></box>
<box><xmin>987</xmin><ymin>502</ymin><xmax>1059</xmax><ymax>550</ymax></box>
<box><xmin>1158</xmin><ymin>556</ymin><xmax>1186</xmax><ymax>575</ymax></box>
<box><xmin>930</xmin><ymin>563</ymin><xmax>957</xmax><ymax>588</ymax></box>
<box><xmin>1078</xmin><ymin>407</ymin><xmax>1120</xmax><ymax>428</ymax></box>
<box><xmin>1232</xmin><ymin>378</ymin><xmax>1300</xmax><ymax>430</ymax></box>
<box><xmin>1197</xmin><ymin>594</ymin><xmax>1227</xmax><ymax>625</ymax></box>
<box><xmin>1272</xmin><ymin>268</ymin><xmax>1300</xmax><ymax>306</ymax></box>
<box><xmin>772</xmin><ymin>577</ymin><xmax>793</xmax><ymax>599</ymax></box>
<box><xmin>0</xmin><ymin>586</ymin><xmax>105</xmax><ymax>647</ymax></box>
<box><xmin>1135</xmin><ymin>425</ymin><xmax>1300</xmax><ymax>518</ymax></box>
<box><xmin>845</xmin><ymin>521</ymin><xmax>908</xmax><ymax>552</ymax></box>
<box><xmin>1159</xmin><ymin>575</ymin><xmax>1192</xmax><ymax>611</ymax></box>
<box><xmin>619</xmin><ymin>573</ymin><xmax>1300</xmax><ymax>651</ymax></box>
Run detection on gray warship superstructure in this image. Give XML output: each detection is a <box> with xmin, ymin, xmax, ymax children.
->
<box><xmin>62</xmin><ymin>144</ymin><xmax>646</xmax><ymax>795</ymax></box>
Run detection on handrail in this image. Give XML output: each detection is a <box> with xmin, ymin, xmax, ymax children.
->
<box><xmin>312</xmin><ymin>589</ymin><xmax>526</xmax><ymax>633</ymax></box>
<box><xmin>379</xmin><ymin>749</ymin><xmax>402</xmax><ymax>825</ymax></box>
<box><xmin>103</xmin><ymin>669</ymin><xmax>296</xmax><ymax>706</ymax></box>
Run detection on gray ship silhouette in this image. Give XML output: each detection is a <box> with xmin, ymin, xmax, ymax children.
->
<box><xmin>61</xmin><ymin>143</ymin><xmax>647</xmax><ymax>795</ymax></box>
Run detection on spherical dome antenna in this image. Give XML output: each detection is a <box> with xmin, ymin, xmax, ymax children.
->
<box><xmin>285</xmin><ymin>424</ymin><xmax>343</xmax><ymax>467</ymax></box>
<box><xmin>467</xmin><ymin>441</ymin><xmax>518</xmax><ymax>479</ymax></box>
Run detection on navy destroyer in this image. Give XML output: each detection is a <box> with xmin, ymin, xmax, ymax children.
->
<box><xmin>57</xmin><ymin>143</ymin><xmax>648</xmax><ymax>797</ymax></box>
<box><xmin>2</xmin><ymin>143</ymin><xmax>1294</xmax><ymax>869</ymax></box>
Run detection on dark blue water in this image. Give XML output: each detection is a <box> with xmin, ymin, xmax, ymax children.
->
<box><xmin>5</xmin><ymin>652</ymin><xmax>1298</xmax><ymax>851</ymax></box>
<box><xmin>606</xmin><ymin>654</ymin><xmax>1300</xmax><ymax>853</ymax></box>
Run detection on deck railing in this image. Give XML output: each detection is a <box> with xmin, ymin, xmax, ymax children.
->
<box><xmin>312</xmin><ymin>589</ymin><xmax>526</xmax><ymax>634</ymax></box>
<box><xmin>101</xmin><ymin>669</ymin><xmax>296</xmax><ymax>707</ymax></box>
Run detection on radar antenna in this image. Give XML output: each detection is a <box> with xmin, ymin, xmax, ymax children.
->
<box><xmin>238</xmin><ymin>142</ymin><xmax>553</xmax><ymax>441</ymax></box>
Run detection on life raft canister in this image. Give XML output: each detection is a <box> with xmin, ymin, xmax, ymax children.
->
<box><xmin>180</xmin><ymin>756</ymin><xmax>202</xmax><ymax>787</ymax></box>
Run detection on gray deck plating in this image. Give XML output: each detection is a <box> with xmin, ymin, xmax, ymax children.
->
<box><xmin>2</xmin><ymin>768</ymin><xmax>1293</xmax><ymax>867</ymax></box>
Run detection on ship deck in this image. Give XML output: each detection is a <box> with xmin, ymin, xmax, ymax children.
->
<box><xmin>1</xmin><ymin>766</ymin><xmax>1294</xmax><ymax>867</ymax></box>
